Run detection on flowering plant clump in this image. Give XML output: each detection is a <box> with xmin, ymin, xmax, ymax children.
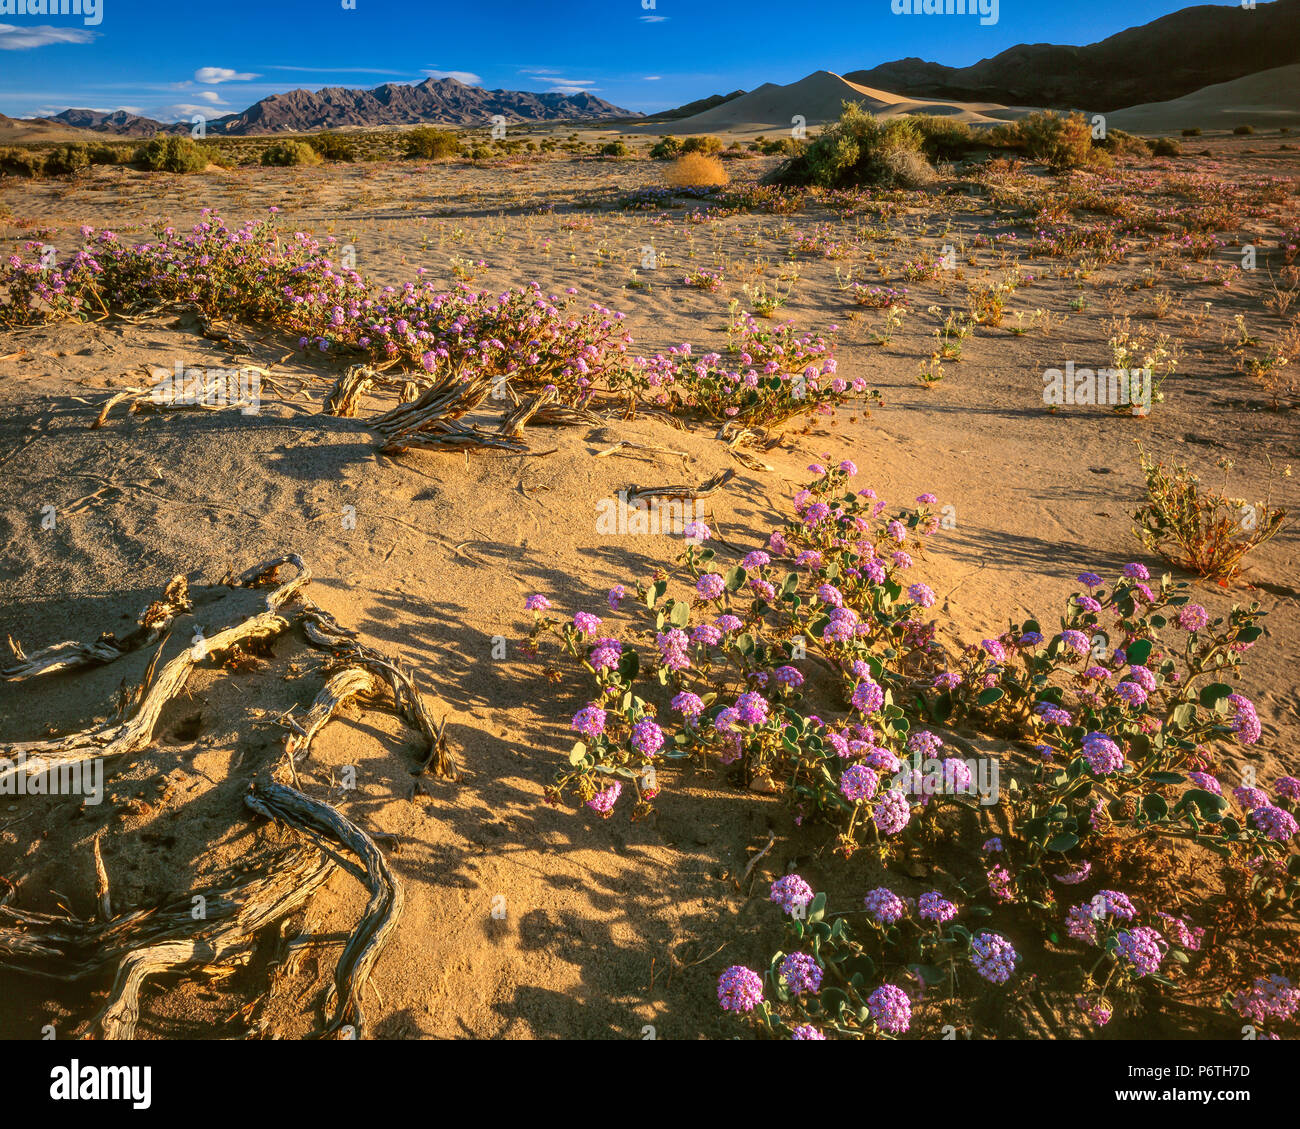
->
<box><xmin>0</xmin><ymin>212</ymin><xmax>856</xmax><ymax>428</ymax></box>
<box><xmin>531</xmin><ymin>462</ymin><xmax>960</xmax><ymax>851</ymax></box>
<box><xmin>629</xmin><ymin>312</ymin><xmax>869</xmax><ymax>428</ymax></box>
<box><xmin>526</xmin><ymin>460</ymin><xmax>1295</xmax><ymax>1036</ymax></box>
<box><xmin>717</xmin><ymin>876</ymin><xmax>1026</xmax><ymax>1039</ymax></box>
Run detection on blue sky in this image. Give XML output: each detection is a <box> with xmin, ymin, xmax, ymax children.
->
<box><xmin>0</xmin><ymin>0</ymin><xmax>1250</xmax><ymax>121</ymax></box>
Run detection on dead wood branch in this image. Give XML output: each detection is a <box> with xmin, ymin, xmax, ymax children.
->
<box><xmin>245</xmin><ymin>780</ymin><xmax>403</xmax><ymax>1039</ymax></box>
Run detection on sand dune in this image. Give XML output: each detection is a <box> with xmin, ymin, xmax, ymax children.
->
<box><xmin>635</xmin><ymin>70</ymin><xmax>1026</xmax><ymax>136</ymax></box>
<box><xmin>1108</xmin><ymin>64</ymin><xmax>1300</xmax><ymax>133</ymax></box>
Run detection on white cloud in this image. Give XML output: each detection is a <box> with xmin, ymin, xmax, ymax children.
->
<box><xmin>549</xmin><ymin>86</ymin><xmax>599</xmax><ymax>95</ymax></box>
<box><xmin>643</xmin><ymin>75</ymin><xmax>662</xmax><ymax>81</ymax></box>
<box><xmin>639</xmin><ymin>14</ymin><xmax>669</xmax><ymax>21</ymax></box>
<box><xmin>158</xmin><ymin>103</ymin><xmax>224</xmax><ymax>121</ymax></box>
<box><xmin>194</xmin><ymin>67</ymin><xmax>259</xmax><ymax>84</ymax></box>
<box><xmin>0</xmin><ymin>23</ymin><xmax>97</xmax><ymax>49</ymax></box>
<box><xmin>423</xmin><ymin>69</ymin><xmax>482</xmax><ymax>85</ymax></box>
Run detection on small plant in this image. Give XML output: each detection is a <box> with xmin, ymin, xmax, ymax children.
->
<box><xmin>1133</xmin><ymin>448</ymin><xmax>1287</xmax><ymax>581</ymax></box>
<box><xmin>1233</xmin><ymin>125</ymin><xmax>1255</xmax><ymax>136</ymax></box>
<box><xmin>134</xmin><ymin>136</ymin><xmax>208</xmax><ymax>173</ymax></box>
<box><xmin>261</xmin><ymin>141</ymin><xmax>322</xmax><ymax>167</ymax></box>
<box><xmin>743</xmin><ymin>274</ymin><xmax>798</xmax><ymax>317</ymax></box>
<box><xmin>600</xmin><ymin>141</ymin><xmax>629</xmax><ymax>158</ymax></box>
<box><xmin>307</xmin><ymin>133</ymin><xmax>356</xmax><ymax>162</ymax></box>
<box><xmin>403</xmin><ymin>127</ymin><xmax>461</xmax><ymax>160</ymax></box>
<box><xmin>665</xmin><ymin>152</ymin><xmax>729</xmax><ymax>188</ymax></box>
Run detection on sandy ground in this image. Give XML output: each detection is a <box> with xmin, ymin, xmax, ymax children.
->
<box><xmin>0</xmin><ymin>136</ymin><xmax>1296</xmax><ymax>1039</ymax></box>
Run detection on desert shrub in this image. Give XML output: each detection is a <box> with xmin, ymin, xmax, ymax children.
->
<box><xmin>1098</xmin><ymin>128</ymin><xmax>1152</xmax><ymax>159</ymax></box>
<box><xmin>1151</xmin><ymin>137</ymin><xmax>1181</xmax><ymax>157</ymax></box>
<box><xmin>1019</xmin><ymin>111</ymin><xmax>1099</xmax><ymax>171</ymax></box>
<box><xmin>85</xmin><ymin>143</ymin><xmax>125</xmax><ymax>166</ymax></box>
<box><xmin>134</xmin><ymin>136</ymin><xmax>208</xmax><ymax>173</ymax></box>
<box><xmin>42</xmin><ymin>144</ymin><xmax>89</xmax><ymax>176</ymax></box>
<box><xmin>680</xmin><ymin>135</ymin><xmax>723</xmax><ymax>155</ymax></box>
<box><xmin>1133</xmin><ymin>449</ymin><xmax>1286</xmax><ymax>580</ymax></box>
<box><xmin>1233</xmin><ymin>124</ymin><xmax>1255</xmax><ymax>135</ymax></box>
<box><xmin>1182</xmin><ymin>127</ymin><xmax>1202</xmax><ymax>136</ymax></box>
<box><xmin>772</xmin><ymin>102</ymin><xmax>934</xmax><ymax>189</ymax></box>
<box><xmin>403</xmin><ymin>127</ymin><xmax>460</xmax><ymax>159</ymax></box>
<box><xmin>0</xmin><ymin>147</ymin><xmax>45</xmax><ymax>177</ymax></box>
<box><xmin>307</xmin><ymin>132</ymin><xmax>355</xmax><ymax>162</ymax></box>
<box><xmin>600</xmin><ymin>140</ymin><xmax>629</xmax><ymax>157</ymax></box>
<box><xmin>260</xmin><ymin>141</ymin><xmax>321</xmax><ymax>167</ymax></box>
<box><xmin>468</xmin><ymin>145</ymin><xmax>491</xmax><ymax>161</ymax></box>
<box><xmin>758</xmin><ymin>137</ymin><xmax>800</xmax><ymax>156</ymax></box>
<box><xmin>664</xmin><ymin>152</ymin><xmax>729</xmax><ymax>188</ymax></box>
<box><xmin>909</xmin><ymin>113</ymin><xmax>973</xmax><ymax>160</ymax></box>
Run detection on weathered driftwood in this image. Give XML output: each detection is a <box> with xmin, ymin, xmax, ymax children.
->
<box><xmin>324</xmin><ymin>364</ymin><xmax>383</xmax><ymax>417</ymax></box>
<box><xmin>0</xmin><ymin>555</ymin><xmax>450</xmax><ymax>1038</ymax></box>
<box><xmin>4</xmin><ymin>575</ymin><xmax>192</xmax><ymax>681</ymax></box>
<box><xmin>245</xmin><ymin>780</ymin><xmax>404</xmax><ymax>1039</ymax></box>
<box><xmin>0</xmin><ymin>843</ymin><xmax>336</xmax><ymax>1038</ymax></box>
<box><xmin>624</xmin><ymin>468</ymin><xmax>734</xmax><ymax>507</ymax></box>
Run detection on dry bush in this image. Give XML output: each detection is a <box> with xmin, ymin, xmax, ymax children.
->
<box><xmin>664</xmin><ymin>152</ymin><xmax>729</xmax><ymax>188</ymax></box>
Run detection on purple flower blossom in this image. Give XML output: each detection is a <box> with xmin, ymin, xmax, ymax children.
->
<box><xmin>840</xmin><ymin>764</ymin><xmax>879</xmax><ymax>803</ymax></box>
<box><xmin>770</xmin><ymin>874</ymin><xmax>814</xmax><ymax>916</ymax></box>
<box><xmin>970</xmin><ymin>932</ymin><xmax>1019</xmax><ymax>984</ymax></box>
<box><xmin>867</xmin><ymin>984</ymin><xmax>911</xmax><ymax>1034</ymax></box>
<box><xmin>917</xmin><ymin>891</ymin><xmax>957</xmax><ymax>923</ymax></box>
<box><xmin>717</xmin><ymin>966</ymin><xmax>764</xmax><ymax>1012</ymax></box>
<box><xmin>863</xmin><ymin>887</ymin><xmax>909</xmax><ymax>924</ymax></box>
<box><xmin>778</xmin><ymin>951</ymin><xmax>824</xmax><ymax>995</ymax></box>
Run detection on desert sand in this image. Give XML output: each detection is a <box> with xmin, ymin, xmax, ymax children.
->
<box><xmin>0</xmin><ymin>133</ymin><xmax>1296</xmax><ymax>1040</ymax></box>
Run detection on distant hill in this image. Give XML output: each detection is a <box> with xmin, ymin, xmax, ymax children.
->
<box><xmin>846</xmin><ymin>0</ymin><xmax>1300</xmax><ymax>112</ymax></box>
<box><xmin>206</xmin><ymin>78</ymin><xmax>637</xmax><ymax>134</ymax></box>
<box><xmin>44</xmin><ymin>109</ymin><xmax>182</xmax><ymax>137</ymax></box>
<box><xmin>654</xmin><ymin>90</ymin><xmax>747</xmax><ymax>122</ymax></box>
<box><xmin>26</xmin><ymin>77</ymin><xmax>638</xmax><ymax>138</ymax></box>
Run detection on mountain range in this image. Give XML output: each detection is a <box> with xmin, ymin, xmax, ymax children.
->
<box><xmin>19</xmin><ymin>0</ymin><xmax>1300</xmax><ymax>137</ymax></box>
<box><xmin>37</xmin><ymin>78</ymin><xmax>638</xmax><ymax>137</ymax></box>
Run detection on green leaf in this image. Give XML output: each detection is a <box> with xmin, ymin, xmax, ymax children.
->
<box><xmin>1199</xmin><ymin>682</ymin><xmax>1234</xmax><ymax>710</ymax></box>
<box><xmin>724</xmin><ymin>566</ymin><xmax>747</xmax><ymax>592</ymax></box>
<box><xmin>1046</xmin><ymin>832</ymin><xmax>1079</xmax><ymax>852</ymax></box>
<box><xmin>977</xmin><ymin>686</ymin><xmax>1004</xmax><ymax>707</ymax></box>
<box><xmin>568</xmin><ymin>742</ymin><xmax>588</xmax><ymax>766</ymax></box>
<box><xmin>1126</xmin><ymin>638</ymin><xmax>1153</xmax><ymax>665</ymax></box>
<box><xmin>669</xmin><ymin>600</ymin><xmax>691</xmax><ymax>628</ymax></box>
<box><xmin>1141</xmin><ymin>794</ymin><xmax>1169</xmax><ymax>820</ymax></box>
<box><xmin>808</xmin><ymin>892</ymin><xmax>827</xmax><ymax>923</ymax></box>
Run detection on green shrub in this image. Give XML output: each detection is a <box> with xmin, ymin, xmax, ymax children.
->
<box><xmin>909</xmin><ymin>113</ymin><xmax>974</xmax><ymax>160</ymax></box>
<box><xmin>42</xmin><ymin>143</ymin><xmax>90</xmax><ymax>176</ymax></box>
<box><xmin>1233</xmin><ymin>124</ymin><xmax>1254</xmax><ymax>135</ymax></box>
<box><xmin>0</xmin><ymin>147</ymin><xmax>45</xmax><ymax>178</ymax></box>
<box><xmin>1181</xmin><ymin>127</ymin><xmax>1202</xmax><ymax>136</ymax></box>
<box><xmin>649</xmin><ymin>136</ymin><xmax>682</xmax><ymax>160</ymax></box>
<box><xmin>403</xmin><ymin>127</ymin><xmax>461</xmax><ymax>159</ymax></box>
<box><xmin>600</xmin><ymin>140</ymin><xmax>629</xmax><ymax>157</ymax></box>
<box><xmin>307</xmin><ymin>132</ymin><xmax>355</xmax><ymax>162</ymax></box>
<box><xmin>260</xmin><ymin>140</ymin><xmax>322</xmax><ymax>167</ymax></box>
<box><xmin>1097</xmin><ymin>128</ymin><xmax>1152</xmax><ymax>159</ymax></box>
<box><xmin>680</xmin><ymin>135</ymin><xmax>723</xmax><ymax>155</ymax></box>
<box><xmin>468</xmin><ymin>145</ymin><xmax>491</xmax><ymax>161</ymax></box>
<box><xmin>134</xmin><ymin>136</ymin><xmax>208</xmax><ymax>173</ymax></box>
<box><xmin>86</xmin><ymin>143</ymin><xmax>127</xmax><ymax>166</ymax></box>
<box><xmin>771</xmin><ymin>102</ymin><xmax>934</xmax><ymax>189</ymax></box>
<box><xmin>1018</xmin><ymin>111</ymin><xmax>1098</xmax><ymax>171</ymax></box>
<box><xmin>1151</xmin><ymin>137</ymin><xmax>1181</xmax><ymax>157</ymax></box>
<box><xmin>759</xmin><ymin>136</ymin><xmax>800</xmax><ymax>156</ymax></box>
